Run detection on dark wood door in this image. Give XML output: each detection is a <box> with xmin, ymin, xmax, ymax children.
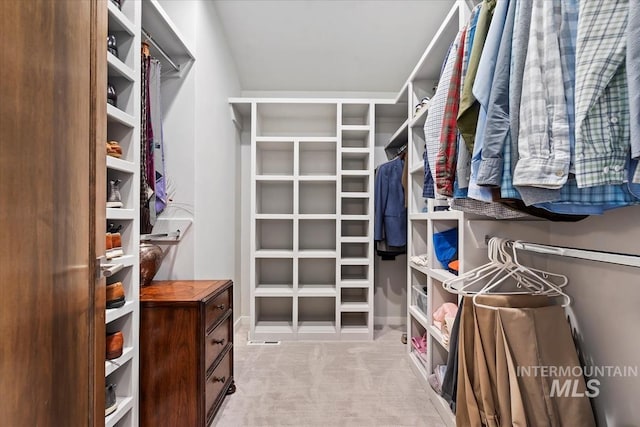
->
<box><xmin>0</xmin><ymin>0</ymin><xmax>105</xmax><ymax>425</ymax></box>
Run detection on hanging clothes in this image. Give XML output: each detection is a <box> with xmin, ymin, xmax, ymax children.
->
<box><xmin>140</xmin><ymin>42</ymin><xmax>154</xmax><ymax>234</ymax></box>
<box><xmin>149</xmin><ymin>58</ymin><xmax>167</xmax><ymax>216</ymax></box>
<box><xmin>374</xmin><ymin>156</ymin><xmax>407</xmax><ymax>258</ymax></box>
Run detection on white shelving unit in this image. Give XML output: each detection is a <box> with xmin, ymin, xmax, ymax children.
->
<box><xmin>105</xmin><ymin>0</ymin><xmax>141</xmax><ymax>425</ymax></box>
<box><xmin>389</xmin><ymin>3</ymin><xmax>554</xmax><ymax>425</ymax></box>
<box><xmin>103</xmin><ymin>0</ymin><xmax>195</xmax><ymax>424</ymax></box>
<box><xmin>231</xmin><ymin>99</ymin><xmax>377</xmax><ymax>341</ymax></box>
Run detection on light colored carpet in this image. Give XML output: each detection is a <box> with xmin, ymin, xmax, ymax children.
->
<box><xmin>211</xmin><ymin>325</ymin><xmax>445</xmax><ymax>427</ymax></box>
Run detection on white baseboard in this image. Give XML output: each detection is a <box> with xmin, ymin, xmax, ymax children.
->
<box><xmin>234</xmin><ymin>315</ymin><xmax>249</xmax><ymax>329</ymax></box>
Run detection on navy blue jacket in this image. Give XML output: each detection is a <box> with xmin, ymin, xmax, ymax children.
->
<box><xmin>374</xmin><ymin>157</ymin><xmax>407</xmax><ymax>247</ymax></box>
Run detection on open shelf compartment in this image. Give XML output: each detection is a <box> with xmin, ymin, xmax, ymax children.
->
<box><xmin>256</xmin><ymin>103</ymin><xmax>337</xmax><ymax>137</ymax></box>
<box><xmin>256</xmin><ymin>181</ymin><xmax>293</xmax><ymax>214</ymax></box>
<box><xmin>299</xmin><ymin>181</ymin><xmax>336</xmax><ymax>214</ymax></box>
<box><xmin>298</xmin><ymin>297</ymin><xmax>336</xmax><ymax>333</ymax></box>
<box><xmin>299</xmin><ymin>141</ymin><xmax>336</xmax><ymax>176</ymax></box>
<box><xmin>256</xmin><ymin>219</ymin><xmax>293</xmax><ymax>251</ymax></box>
<box><xmin>299</xmin><ymin>219</ymin><xmax>336</xmax><ymax>250</ymax></box>
<box><xmin>256</xmin><ymin>140</ymin><xmax>294</xmax><ymax>176</ymax></box>
<box><xmin>341</xmin><ymin>103</ymin><xmax>370</xmax><ymax>126</ymax></box>
<box><xmin>255</xmin><ymin>258</ymin><xmax>293</xmax><ymax>295</ymax></box>
<box><xmin>255</xmin><ymin>297</ymin><xmax>294</xmax><ymax>333</ymax></box>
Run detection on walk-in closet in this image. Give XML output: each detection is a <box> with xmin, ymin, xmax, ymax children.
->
<box><xmin>2</xmin><ymin>0</ymin><xmax>640</xmax><ymax>426</ymax></box>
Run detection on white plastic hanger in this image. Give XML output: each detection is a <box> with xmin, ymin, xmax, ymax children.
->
<box><xmin>443</xmin><ymin>237</ymin><xmax>572</xmax><ymax>310</ymax></box>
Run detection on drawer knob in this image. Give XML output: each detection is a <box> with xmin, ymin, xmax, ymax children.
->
<box><xmin>211</xmin><ymin>376</ymin><xmax>226</xmax><ymax>383</ymax></box>
<box><xmin>214</xmin><ymin>304</ymin><xmax>225</xmax><ymax>310</ymax></box>
<box><xmin>211</xmin><ymin>338</ymin><xmax>225</xmax><ymax>345</ymax></box>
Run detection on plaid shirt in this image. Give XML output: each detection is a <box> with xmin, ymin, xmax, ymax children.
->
<box><xmin>575</xmin><ymin>0</ymin><xmax>630</xmax><ymax>188</ymax></box>
<box><xmin>435</xmin><ymin>27</ymin><xmax>466</xmax><ymax>197</ymax></box>
<box><xmin>513</xmin><ymin>0</ymin><xmax>571</xmax><ymax>191</ymax></box>
<box><xmin>423</xmin><ymin>29</ymin><xmax>465</xmax><ymax>197</ymax></box>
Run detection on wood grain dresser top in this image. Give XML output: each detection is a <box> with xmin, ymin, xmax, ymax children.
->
<box><xmin>140</xmin><ymin>280</ymin><xmax>232</xmax><ymax>303</ymax></box>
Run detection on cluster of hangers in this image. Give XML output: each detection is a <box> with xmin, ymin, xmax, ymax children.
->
<box><xmin>442</xmin><ymin>237</ymin><xmax>572</xmax><ymax>310</ymax></box>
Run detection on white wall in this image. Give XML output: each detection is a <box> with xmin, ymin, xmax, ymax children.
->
<box><xmin>153</xmin><ymin>0</ymin><xmax>197</xmax><ymax>281</ymax></box>
<box><xmin>153</xmin><ymin>1</ymin><xmax>243</xmax><ymax>322</ymax></box>
<box><xmin>547</xmin><ymin>207</ymin><xmax>640</xmax><ymax>426</ymax></box>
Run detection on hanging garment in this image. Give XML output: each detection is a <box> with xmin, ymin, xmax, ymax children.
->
<box><xmin>455</xmin><ymin>296</ymin><xmax>596</xmax><ymax>427</ymax></box>
<box><xmin>424</xmin><ymin>30</ymin><xmax>464</xmax><ymax>192</ymax></box>
<box><xmin>441</xmin><ymin>302</ymin><xmax>462</xmax><ymax>412</ymax></box>
<box><xmin>513</xmin><ymin>0</ymin><xmax>570</xmax><ymax>195</ymax></box>
<box><xmin>435</xmin><ymin>27</ymin><xmax>466</xmax><ymax>197</ymax></box>
<box><xmin>575</xmin><ymin>0</ymin><xmax>630</xmax><ymax>188</ymax></box>
<box><xmin>374</xmin><ymin>157</ymin><xmax>407</xmax><ymax>248</ymax></box>
<box><xmin>140</xmin><ymin>43</ymin><xmax>153</xmax><ymax>234</ymax></box>
<box><xmin>476</xmin><ymin>0</ymin><xmax>518</xmax><ymax>188</ymax></box>
<box><xmin>630</xmin><ymin>0</ymin><xmax>640</xmax><ymax>181</ymax></box>
<box><xmin>149</xmin><ymin>59</ymin><xmax>167</xmax><ymax>216</ymax></box>
<box><xmin>457</xmin><ymin>0</ymin><xmax>496</xmax><ymax>153</ymax></box>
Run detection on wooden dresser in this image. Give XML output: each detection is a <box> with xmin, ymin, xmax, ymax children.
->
<box><xmin>140</xmin><ymin>280</ymin><xmax>235</xmax><ymax>427</ymax></box>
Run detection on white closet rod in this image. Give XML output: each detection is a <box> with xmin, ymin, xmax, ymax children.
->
<box><xmin>141</xmin><ymin>28</ymin><xmax>180</xmax><ymax>73</ymax></box>
<box><xmin>485</xmin><ymin>236</ymin><xmax>640</xmax><ymax>268</ymax></box>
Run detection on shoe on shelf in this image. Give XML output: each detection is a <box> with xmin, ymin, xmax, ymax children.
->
<box><xmin>106</xmin><ymin>141</ymin><xmax>123</xmax><ymax>158</ymax></box>
<box><xmin>107</xmin><ymin>34</ymin><xmax>118</xmax><ymax>58</ymax></box>
<box><xmin>107</xmin><ymin>83</ymin><xmax>117</xmax><ymax>107</ymax></box>
<box><xmin>106</xmin><ymin>180</ymin><xmax>123</xmax><ymax>208</ymax></box>
<box><xmin>105</xmin><ymin>383</ymin><xmax>118</xmax><ymax>417</ymax></box>
<box><xmin>106</xmin><ymin>282</ymin><xmax>126</xmax><ymax>309</ymax></box>
<box><xmin>106</xmin><ymin>331</ymin><xmax>124</xmax><ymax>360</ymax></box>
<box><xmin>106</xmin><ymin>233</ymin><xmax>124</xmax><ymax>260</ymax></box>
<box><xmin>421</xmin><ymin>97</ymin><xmax>430</xmax><ymax>107</ymax></box>
<box><xmin>109</xmin><ymin>0</ymin><xmax>122</xmax><ymax>10</ymax></box>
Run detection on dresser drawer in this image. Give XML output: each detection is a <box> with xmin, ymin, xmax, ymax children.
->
<box><xmin>205</xmin><ymin>316</ymin><xmax>231</xmax><ymax>372</ymax></box>
<box><xmin>205</xmin><ymin>289</ymin><xmax>230</xmax><ymax>330</ymax></box>
<box><xmin>205</xmin><ymin>350</ymin><xmax>232</xmax><ymax>421</ymax></box>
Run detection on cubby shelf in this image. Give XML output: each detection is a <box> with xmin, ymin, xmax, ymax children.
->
<box><xmin>105</xmin><ymin>396</ymin><xmax>134</xmax><ymax>427</ymax></box>
<box><xmin>428</xmin><ymin>325</ymin><xmax>449</xmax><ymax>352</ymax></box>
<box><xmin>248</xmin><ymin>100</ymin><xmax>374</xmax><ymax>341</ymax></box>
<box><xmin>106</xmin><ymin>300</ymin><xmax>135</xmax><ymax>324</ymax></box>
<box><xmin>409</xmin><ymin>305</ymin><xmax>429</xmax><ymax>330</ymax></box>
<box><xmin>107</xmin><ymin>52</ymin><xmax>136</xmax><ymax>82</ymax></box>
<box><xmin>105</xmin><ymin>346</ymin><xmax>135</xmax><ymax>377</ymax></box>
<box><xmin>107</xmin><ymin>104</ymin><xmax>136</xmax><ymax>128</ymax></box>
<box><xmin>107</xmin><ymin>2</ymin><xmax>136</xmax><ymax>35</ymax></box>
<box><xmin>106</xmin><ymin>208</ymin><xmax>136</xmax><ymax>220</ymax></box>
<box><xmin>106</xmin><ymin>156</ymin><xmax>136</xmax><ymax>174</ymax></box>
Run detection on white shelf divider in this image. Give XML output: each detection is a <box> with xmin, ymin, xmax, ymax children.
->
<box><xmin>107</xmin><ymin>104</ymin><xmax>136</xmax><ymax>128</ymax></box>
<box><xmin>106</xmin><ymin>156</ymin><xmax>136</xmax><ymax>174</ymax></box>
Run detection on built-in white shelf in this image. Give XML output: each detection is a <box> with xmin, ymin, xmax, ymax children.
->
<box><xmin>428</xmin><ymin>325</ymin><xmax>449</xmax><ymax>352</ymax></box>
<box><xmin>106</xmin><ymin>156</ymin><xmax>136</xmax><ymax>174</ymax></box>
<box><xmin>106</xmin><ymin>300</ymin><xmax>135</xmax><ymax>324</ymax></box>
<box><xmin>410</xmin><ymin>105</ymin><xmax>430</xmax><ymax>128</ymax></box>
<box><xmin>430</xmin><ymin>210</ymin><xmax>461</xmax><ymax>220</ymax></box>
<box><xmin>341</xmin><ymin>192</ymin><xmax>369</xmax><ymax>199</ymax></box>
<box><xmin>105</xmin><ymin>395</ymin><xmax>134</xmax><ymax>427</ymax></box>
<box><xmin>409</xmin><ymin>305</ymin><xmax>429</xmax><ymax>330</ymax></box>
<box><xmin>249</xmin><ymin>101</ymin><xmax>374</xmax><ymax>341</ymax></box>
<box><xmin>410</xmin><ymin>163</ymin><xmax>425</xmax><ymax>175</ymax></box>
<box><xmin>341</xmin><ymin>302</ymin><xmax>370</xmax><ymax>312</ymax></box>
<box><xmin>340</xmin><ymin>279</ymin><xmax>371</xmax><ymax>288</ymax></box>
<box><xmin>107</xmin><ymin>104</ymin><xmax>136</xmax><ymax>128</ymax></box>
<box><xmin>340</xmin><ymin>236</ymin><xmax>370</xmax><ymax>243</ymax></box>
<box><xmin>254</xmin><ymin>285</ymin><xmax>294</xmax><ymax>297</ymax></box>
<box><xmin>254</xmin><ymin>249</ymin><xmax>294</xmax><ymax>258</ymax></box>
<box><xmin>108</xmin><ymin>2</ymin><xmax>136</xmax><ymax>35</ymax></box>
<box><xmin>298</xmin><ymin>249</ymin><xmax>337</xmax><ymax>258</ymax></box>
<box><xmin>255</xmin><ymin>175</ymin><xmax>294</xmax><ymax>181</ymax></box>
<box><xmin>340</xmin><ymin>258</ymin><xmax>369</xmax><ymax>265</ymax></box>
<box><xmin>105</xmin><ymin>346</ymin><xmax>135</xmax><ymax>377</ymax></box>
<box><xmin>297</xmin><ymin>285</ymin><xmax>337</xmax><ymax>297</ymax></box>
<box><xmin>106</xmin><ymin>208</ymin><xmax>136</xmax><ymax>220</ymax></box>
<box><xmin>341</xmin><ymin>170</ymin><xmax>370</xmax><ymax>176</ymax></box>
<box><xmin>107</xmin><ymin>52</ymin><xmax>136</xmax><ymax>82</ymax></box>
<box><xmin>141</xmin><ymin>0</ymin><xmax>195</xmax><ymax>77</ymax></box>
<box><xmin>430</xmin><ymin>268</ymin><xmax>457</xmax><ymax>283</ymax></box>
<box><xmin>254</xmin><ymin>321</ymin><xmax>294</xmax><ymax>334</ymax></box>
<box><xmin>384</xmin><ymin>118</ymin><xmax>409</xmax><ymax>159</ymax></box>
<box><xmin>409</xmin><ymin>213</ymin><xmax>430</xmax><ymax>221</ymax></box>
<box><xmin>298</xmin><ymin>176</ymin><xmax>337</xmax><ymax>182</ymax></box>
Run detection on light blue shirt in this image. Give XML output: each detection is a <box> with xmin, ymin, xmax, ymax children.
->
<box><xmin>468</xmin><ymin>0</ymin><xmax>509</xmax><ymax>203</ymax></box>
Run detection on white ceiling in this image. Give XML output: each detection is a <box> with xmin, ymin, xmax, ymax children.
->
<box><xmin>213</xmin><ymin>0</ymin><xmax>456</xmax><ymax>95</ymax></box>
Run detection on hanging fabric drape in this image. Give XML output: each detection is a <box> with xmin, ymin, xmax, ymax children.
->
<box><xmin>140</xmin><ymin>42</ymin><xmax>153</xmax><ymax>234</ymax></box>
